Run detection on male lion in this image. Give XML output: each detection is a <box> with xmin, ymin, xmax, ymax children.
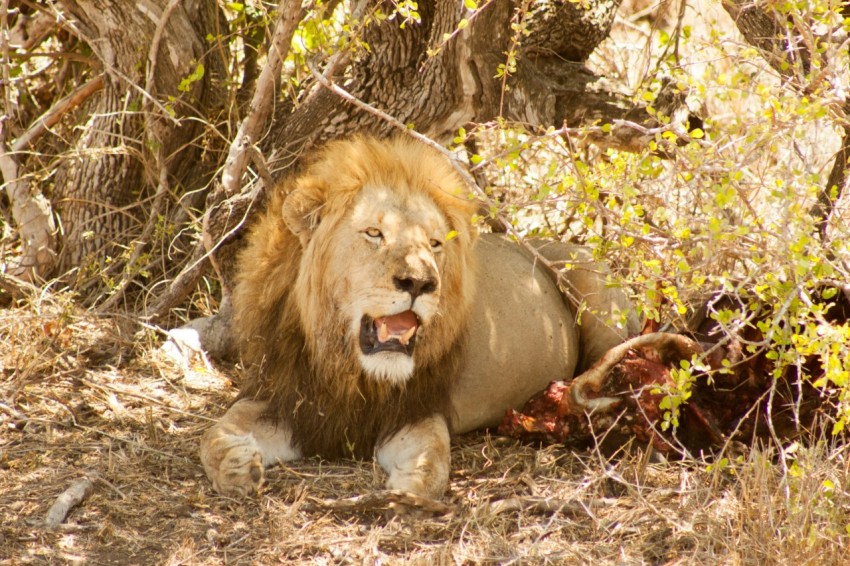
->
<box><xmin>200</xmin><ymin>136</ymin><xmax>637</xmax><ymax>498</ymax></box>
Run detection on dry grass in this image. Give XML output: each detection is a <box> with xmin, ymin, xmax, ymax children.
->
<box><xmin>2</xmin><ymin>296</ymin><xmax>849</xmax><ymax>565</ymax></box>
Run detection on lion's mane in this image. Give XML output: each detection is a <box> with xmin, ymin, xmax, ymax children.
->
<box><xmin>231</xmin><ymin>136</ymin><xmax>478</xmax><ymax>459</ymax></box>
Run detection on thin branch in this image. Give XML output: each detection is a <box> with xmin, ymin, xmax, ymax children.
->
<box><xmin>145</xmin><ymin>240</ymin><xmax>209</xmax><ymax>320</ymax></box>
<box><xmin>145</xmin><ymin>0</ymin><xmax>182</xmax><ymax>102</ymax></box>
<box><xmin>44</xmin><ymin>477</ymin><xmax>94</xmax><ymax>528</ymax></box>
<box><xmin>11</xmin><ymin>73</ymin><xmax>104</xmax><ymax>152</ymax></box>
<box><xmin>306</xmin><ymin>490</ymin><xmax>453</xmax><ymax>516</ymax></box>
<box><xmin>488</xmin><ymin>496</ymin><xmax>601</xmax><ymax>517</ymax></box>
<box><xmin>220</xmin><ymin>0</ymin><xmax>306</xmax><ymax>197</ymax></box>
<box><xmin>1</xmin><ymin>0</ymin><xmax>13</xmax><ymax>114</ymax></box>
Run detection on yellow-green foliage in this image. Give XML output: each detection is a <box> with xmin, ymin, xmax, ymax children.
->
<box><xmin>449</xmin><ymin>3</ymin><xmax>850</xmax><ymax>435</ymax></box>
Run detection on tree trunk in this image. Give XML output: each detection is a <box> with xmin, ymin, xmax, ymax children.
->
<box><xmin>51</xmin><ymin>0</ymin><xmax>227</xmax><ymax>289</ymax></box>
<box><xmin>265</xmin><ymin>0</ymin><xmax>628</xmax><ymax>163</ymax></box>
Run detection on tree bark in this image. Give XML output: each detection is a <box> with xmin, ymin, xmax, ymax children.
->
<box><xmin>265</xmin><ymin>0</ymin><xmax>631</xmax><ymax>164</ymax></box>
<box><xmin>51</xmin><ymin>0</ymin><xmax>228</xmax><ymax>289</ymax></box>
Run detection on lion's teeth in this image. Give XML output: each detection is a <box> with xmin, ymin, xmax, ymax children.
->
<box><xmin>378</xmin><ymin>321</ymin><xmax>390</xmax><ymax>343</ymax></box>
<box><xmin>399</xmin><ymin>326</ymin><xmax>417</xmax><ymax>346</ymax></box>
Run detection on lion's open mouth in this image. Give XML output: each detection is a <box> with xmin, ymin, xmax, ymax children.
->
<box><xmin>359</xmin><ymin>310</ymin><xmax>419</xmax><ymax>357</ymax></box>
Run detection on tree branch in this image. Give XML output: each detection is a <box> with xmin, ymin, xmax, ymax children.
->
<box><xmin>11</xmin><ymin>73</ymin><xmax>104</xmax><ymax>152</ymax></box>
<box><xmin>814</xmin><ymin>119</ymin><xmax>850</xmax><ymax>240</ymax></box>
<box><xmin>220</xmin><ymin>0</ymin><xmax>306</xmax><ymax>197</ymax></box>
<box><xmin>0</xmin><ymin>121</ymin><xmax>57</xmax><ymax>282</ymax></box>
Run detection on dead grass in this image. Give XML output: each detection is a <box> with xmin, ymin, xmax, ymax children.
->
<box><xmin>2</xmin><ymin>296</ymin><xmax>849</xmax><ymax>565</ymax></box>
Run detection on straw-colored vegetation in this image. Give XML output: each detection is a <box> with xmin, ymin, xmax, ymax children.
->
<box><xmin>3</xmin><ymin>1</ymin><xmax>850</xmax><ymax>563</ymax></box>
<box><xmin>2</xmin><ymin>295</ymin><xmax>849</xmax><ymax>563</ymax></box>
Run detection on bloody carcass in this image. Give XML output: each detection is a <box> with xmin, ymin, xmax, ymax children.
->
<box><xmin>499</xmin><ymin>285</ymin><xmax>850</xmax><ymax>456</ymax></box>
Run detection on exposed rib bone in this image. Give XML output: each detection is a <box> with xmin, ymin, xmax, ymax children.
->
<box><xmin>570</xmin><ymin>332</ymin><xmax>704</xmax><ymax>413</ymax></box>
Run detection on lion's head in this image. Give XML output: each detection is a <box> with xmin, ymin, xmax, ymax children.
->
<box><xmin>232</xmin><ymin>136</ymin><xmax>478</xmax><ymax>457</ymax></box>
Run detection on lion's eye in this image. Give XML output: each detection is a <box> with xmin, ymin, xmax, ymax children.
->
<box><xmin>430</xmin><ymin>239</ymin><xmax>443</xmax><ymax>251</ymax></box>
<box><xmin>364</xmin><ymin>227</ymin><xmax>383</xmax><ymax>240</ymax></box>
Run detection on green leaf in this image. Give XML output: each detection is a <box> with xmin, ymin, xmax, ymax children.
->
<box><xmin>178</xmin><ymin>62</ymin><xmax>205</xmax><ymax>93</ymax></box>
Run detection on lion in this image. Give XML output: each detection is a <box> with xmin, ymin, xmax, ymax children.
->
<box><xmin>200</xmin><ymin>135</ymin><xmax>638</xmax><ymax>498</ymax></box>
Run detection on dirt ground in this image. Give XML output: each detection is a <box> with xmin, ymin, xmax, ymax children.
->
<box><xmin>2</xmin><ymin>299</ymin><xmax>849</xmax><ymax>565</ymax></box>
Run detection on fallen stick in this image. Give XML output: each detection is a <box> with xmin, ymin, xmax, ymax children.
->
<box><xmin>307</xmin><ymin>490</ymin><xmax>452</xmax><ymax>516</ymax></box>
<box><xmin>45</xmin><ymin>478</ymin><xmax>94</xmax><ymax>528</ymax></box>
<box><xmin>488</xmin><ymin>496</ymin><xmax>599</xmax><ymax>517</ymax></box>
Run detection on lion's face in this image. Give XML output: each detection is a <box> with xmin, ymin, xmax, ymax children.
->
<box><xmin>326</xmin><ymin>183</ymin><xmax>451</xmax><ymax>382</ymax></box>
<box><xmin>276</xmin><ymin>137</ymin><xmax>477</xmax><ymax>386</ymax></box>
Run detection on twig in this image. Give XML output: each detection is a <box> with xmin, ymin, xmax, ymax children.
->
<box><xmin>145</xmin><ymin>0</ymin><xmax>182</xmax><ymax>103</ymax></box>
<box><xmin>1</xmin><ymin>0</ymin><xmax>13</xmax><ymax>115</ymax></box>
<box><xmin>145</xmin><ymin>240</ymin><xmax>210</xmax><ymax>320</ymax></box>
<box><xmin>306</xmin><ymin>490</ymin><xmax>452</xmax><ymax>516</ymax></box>
<box><xmin>488</xmin><ymin>496</ymin><xmax>600</xmax><ymax>518</ymax></box>
<box><xmin>44</xmin><ymin>477</ymin><xmax>94</xmax><ymax>528</ymax></box>
<box><xmin>11</xmin><ymin>74</ymin><xmax>104</xmax><ymax>152</ymax></box>
<box><xmin>0</xmin><ymin>269</ymin><xmax>43</xmax><ymax>296</ymax></box>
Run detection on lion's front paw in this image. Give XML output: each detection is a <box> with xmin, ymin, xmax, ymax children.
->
<box><xmin>200</xmin><ymin>429</ymin><xmax>264</xmax><ymax>496</ymax></box>
<box><xmin>377</xmin><ymin>415</ymin><xmax>451</xmax><ymax>499</ymax></box>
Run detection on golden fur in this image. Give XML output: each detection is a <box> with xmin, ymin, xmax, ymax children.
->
<box><xmin>231</xmin><ymin>136</ymin><xmax>478</xmax><ymax>459</ymax></box>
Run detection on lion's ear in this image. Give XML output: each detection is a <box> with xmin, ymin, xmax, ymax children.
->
<box><xmin>282</xmin><ymin>186</ymin><xmax>325</xmax><ymax>247</ymax></box>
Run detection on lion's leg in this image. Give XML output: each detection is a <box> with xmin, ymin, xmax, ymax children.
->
<box><xmin>200</xmin><ymin>399</ymin><xmax>300</xmax><ymax>496</ymax></box>
<box><xmin>376</xmin><ymin>414</ymin><xmax>450</xmax><ymax>499</ymax></box>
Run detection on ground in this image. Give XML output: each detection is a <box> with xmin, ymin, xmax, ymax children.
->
<box><xmin>2</xmin><ymin>297</ymin><xmax>849</xmax><ymax>565</ymax></box>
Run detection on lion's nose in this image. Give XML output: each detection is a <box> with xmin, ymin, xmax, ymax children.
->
<box><xmin>393</xmin><ymin>274</ymin><xmax>438</xmax><ymax>301</ymax></box>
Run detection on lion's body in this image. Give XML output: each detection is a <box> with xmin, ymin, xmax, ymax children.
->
<box><xmin>200</xmin><ymin>136</ymin><xmax>637</xmax><ymax>498</ymax></box>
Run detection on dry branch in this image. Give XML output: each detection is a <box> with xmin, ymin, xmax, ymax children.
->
<box><xmin>146</xmin><ymin>241</ymin><xmax>209</xmax><ymax>320</ymax></box>
<box><xmin>11</xmin><ymin>74</ymin><xmax>104</xmax><ymax>152</ymax></box>
<box><xmin>201</xmin><ymin>0</ymin><xmax>306</xmax><ymax>294</ymax></box>
<box><xmin>44</xmin><ymin>477</ymin><xmax>94</xmax><ymax>528</ymax></box>
<box><xmin>306</xmin><ymin>490</ymin><xmax>453</xmax><ymax>516</ymax></box>
<box><xmin>0</xmin><ymin>125</ymin><xmax>56</xmax><ymax>283</ymax></box>
<box><xmin>219</xmin><ymin>0</ymin><xmax>305</xmax><ymax>197</ymax></box>
<box><xmin>488</xmin><ymin>496</ymin><xmax>599</xmax><ymax>518</ymax></box>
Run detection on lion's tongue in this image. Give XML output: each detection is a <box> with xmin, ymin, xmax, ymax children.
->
<box><xmin>375</xmin><ymin>311</ymin><xmax>418</xmax><ymax>345</ymax></box>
